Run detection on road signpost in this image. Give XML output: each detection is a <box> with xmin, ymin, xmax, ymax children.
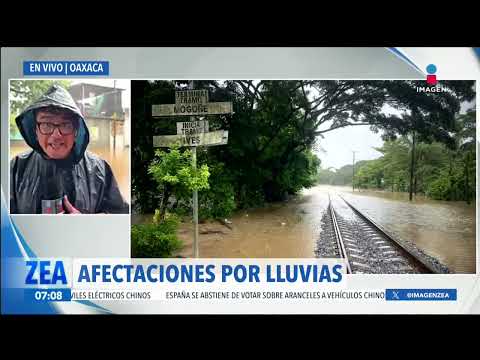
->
<box><xmin>152</xmin><ymin>83</ymin><xmax>233</xmax><ymax>258</ymax></box>
<box><xmin>176</xmin><ymin>120</ymin><xmax>209</xmax><ymax>135</ymax></box>
<box><xmin>153</xmin><ymin>130</ymin><xmax>228</xmax><ymax>147</ymax></box>
<box><xmin>152</xmin><ymin>102</ymin><xmax>233</xmax><ymax>117</ymax></box>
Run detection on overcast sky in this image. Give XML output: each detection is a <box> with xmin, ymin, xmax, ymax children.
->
<box><xmin>314</xmin><ymin>125</ymin><xmax>384</xmax><ymax>170</ymax></box>
<box><xmin>315</xmin><ymin>99</ymin><xmax>476</xmax><ymax>170</ymax></box>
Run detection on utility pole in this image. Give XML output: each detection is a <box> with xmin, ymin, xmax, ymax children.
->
<box><xmin>409</xmin><ymin>131</ymin><xmax>416</xmax><ymax>201</ymax></box>
<box><xmin>352</xmin><ymin>150</ymin><xmax>357</xmax><ymax>192</ymax></box>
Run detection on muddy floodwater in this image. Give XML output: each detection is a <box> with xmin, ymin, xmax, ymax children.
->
<box><xmin>162</xmin><ymin>185</ymin><xmax>476</xmax><ymax>274</ymax></box>
<box><xmin>339</xmin><ymin>187</ymin><xmax>476</xmax><ymax>274</ymax></box>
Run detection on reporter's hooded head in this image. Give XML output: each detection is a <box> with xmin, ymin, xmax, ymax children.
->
<box><xmin>15</xmin><ymin>84</ymin><xmax>90</xmax><ymax>164</ymax></box>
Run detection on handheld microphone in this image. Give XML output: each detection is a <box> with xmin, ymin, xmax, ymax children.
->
<box><xmin>41</xmin><ymin>173</ymin><xmax>65</xmax><ymax>214</ymax></box>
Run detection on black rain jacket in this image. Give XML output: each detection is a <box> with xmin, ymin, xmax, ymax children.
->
<box><xmin>10</xmin><ymin>85</ymin><xmax>129</xmax><ymax>214</ymax></box>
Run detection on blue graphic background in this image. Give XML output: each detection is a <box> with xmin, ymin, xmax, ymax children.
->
<box><xmin>1</xmin><ymin>189</ymin><xmax>110</xmax><ymax>314</ymax></box>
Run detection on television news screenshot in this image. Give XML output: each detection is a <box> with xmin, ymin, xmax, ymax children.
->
<box><xmin>1</xmin><ymin>47</ymin><xmax>479</xmax><ymax>315</ymax></box>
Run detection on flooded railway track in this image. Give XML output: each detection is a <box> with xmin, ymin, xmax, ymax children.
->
<box><xmin>317</xmin><ymin>193</ymin><xmax>448</xmax><ymax>274</ymax></box>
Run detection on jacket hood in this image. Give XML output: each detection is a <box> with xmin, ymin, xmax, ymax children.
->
<box><xmin>15</xmin><ymin>84</ymin><xmax>90</xmax><ymax>164</ymax></box>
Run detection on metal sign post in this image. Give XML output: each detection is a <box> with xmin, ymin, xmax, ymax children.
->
<box><xmin>152</xmin><ymin>83</ymin><xmax>233</xmax><ymax>258</ymax></box>
<box><xmin>192</xmin><ymin>143</ymin><xmax>199</xmax><ymax>258</ymax></box>
<box><xmin>188</xmin><ymin>82</ymin><xmax>200</xmax><ymax>258</ymax></box>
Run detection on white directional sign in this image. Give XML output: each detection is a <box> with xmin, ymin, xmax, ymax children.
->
<box><xmin>154</xmin><ymin>130</ymin><xmax>228</xmax><ymax>147</ymax></box>
<box><xmin>152</xmin><ymin>102</ymin><xmax>233</xmax><ymax>117</ymax></box>
<box><xmin>152</xmin><ymin>86</ymin><xmax>232</xmax><ymax>259</ymax></box>
<box><xmin>176</xmin><ymin>90</ymin><xmax>208</xmax><ymax>105</ymax></box>
<box><xmin>177</xmin><ymin>120</ymin><xmax>209</xmax><ymax>135</ymax></box>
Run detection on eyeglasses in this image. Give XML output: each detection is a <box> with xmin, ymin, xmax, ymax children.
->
<box><xmin>37</xmin><ymin>122</ymin><xmax>75</xmax><ymax>135</ymax></box>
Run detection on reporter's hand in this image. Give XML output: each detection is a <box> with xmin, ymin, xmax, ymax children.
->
<box><xmin>63</xmin><ymin>195</ymin><xmax>81</xmax><ymax>214</ymax></box>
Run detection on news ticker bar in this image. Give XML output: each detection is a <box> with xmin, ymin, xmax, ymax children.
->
<box><xmin>23</xmin><ymin>288</ymin><xmax>458</xmax><ymax>302</ymax></box>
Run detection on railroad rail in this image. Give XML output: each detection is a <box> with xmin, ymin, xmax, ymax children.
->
<box><xmin>327</xmin><ymin>193</ymin><xmax>438</xmax><ymax>274</ymax></box>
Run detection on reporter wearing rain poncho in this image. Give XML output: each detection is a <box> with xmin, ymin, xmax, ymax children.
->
<box><xmin>10</xmin><ymin>85</ymin><xmax>129</xmax><ymax>214</ymax></box>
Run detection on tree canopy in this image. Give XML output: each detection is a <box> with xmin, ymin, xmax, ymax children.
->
<box><xmin>316</xmin><ymin>109</ymin><xmax>476</xmax><ymax>203</ymax></box>
<box><xmin>10</xmin><ymin>80</ymin><xmax>72</xmax><ymax>114</ymax></box>
<box><xmin>132</xmin><ymin>80</ymin><xmax>475</xmax><ymax>214</ymax></box>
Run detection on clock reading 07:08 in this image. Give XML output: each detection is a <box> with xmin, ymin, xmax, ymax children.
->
<box><xmin>34</xmin><ymin>290</ymin><xmax>64</xmax><ymax>301</ymax></box>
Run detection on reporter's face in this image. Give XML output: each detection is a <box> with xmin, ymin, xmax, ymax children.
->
<box><xmin>36</xmin><ymin>110</ymin><xmax>76</xmax><ymax>159</ymax></box>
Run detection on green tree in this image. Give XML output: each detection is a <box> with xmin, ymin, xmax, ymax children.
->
<box><xmin>428</xmin><ymin>109</ymin><xmax>476</xmax><ymax>202</ymax></box>
<box><xmin>354</xmin><ymin>159</ymin><xmax>384</xmax><ymax>189</ymax></box>
<box><xmin>457</xmin><ymin>109</ymin><xmax>476</xmax><ymax>204</ymax></box>
<box><xmin>9</xmin><ymin>113</ymin><xmax>21</xmax><ymax>140</ymax></box>
<box><xmin>131</xmin><ymin>80</ymin><xmax>475</xmax><ymax>214</ymax></box>
<box><xmin>316</xmin><ymin>167</ymin><xmax>336</xmax><ymax>185</ymax></box>
<box><xmin>350</xmin><ymin>110</ymin><xmax>476</xmax><ymax>204</ymax></box>
<box><xmin>131</xmin><ymin>80</ymin><xmax>177</xmax><ymax>213</ymax></box>
<box><xmin>332</xmin><ymin>164</ymin><xmax>355</xmax><ymax>186</ymax></box>
<box><xmin>148</xmin><ymin>146</ymin><xmax>210</xmax><ymax>219</ymax></box>
<box><xmin>131</xmin><ymin>215</ymin><xmax>182</xmax><ymax>258</ymax></box>
<box><xmin>376</xmin><ymin>139</ymin><xmax>410</xmax><ymax>192</ymax></box>
<box><xmin>197</xmin><ymin>161</ymin><xmax>236</xmax><ymax>220</ymax></box>
<box><xmin>10</xmin><ymin>80</ymin><xmax>72</xmax><ymax>114</ymax></box>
